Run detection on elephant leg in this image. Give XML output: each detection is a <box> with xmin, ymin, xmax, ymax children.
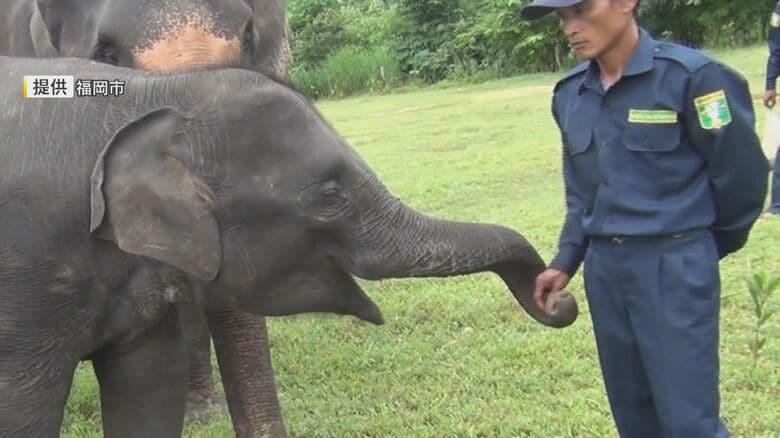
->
<box><xmin>92</xmin><ymin>307</ymin><xmax>188</xmax><ymax>438</ymax></box>
<box><xmin>0</xmin><ymin>360</ymin><xmax>76</xmax><ymax>438</ymax></box>
<box><xmin>209</xmin><ymin>310</ymin><xmax>287</xmax><ymax>438</ymax></box>
<box><xmin>181</xmin><ymin>305</ymin><xmax>227</xmax><ymax>423</ymax></box>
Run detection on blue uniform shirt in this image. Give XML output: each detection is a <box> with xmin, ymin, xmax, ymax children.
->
<box><xmin>549</xmin><ymin>28</ymin><xmax>769</xmax><ymax>276</ymax></box>
<box><xmin>766</xmin><ymin>1</ymin><xmax>780</xmax><ymax>90</ymax></box>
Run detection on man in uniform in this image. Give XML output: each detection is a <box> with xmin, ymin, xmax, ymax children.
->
<box><xmin>521</xmin><ymin>0</ymin><xmax>769</xmax><ymax>436</ymax></box>
<box><xmin>762</xmin><ymin>0</ymin><xmax>780</xmax><ymax>216</ymax></box>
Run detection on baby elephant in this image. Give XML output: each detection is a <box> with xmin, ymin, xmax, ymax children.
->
<box><xmin>0</xmin><ymin>56</ymin><xmax>577</xmax><ymax>438</ymax></box>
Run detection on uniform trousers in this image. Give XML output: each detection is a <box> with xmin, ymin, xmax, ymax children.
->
<box><xmin>583</xmin><ymin>228</ymin><xmax>730</xmax><ymax>438</ymax></box>
<box><xmin>770</xmin><ymin>146</ymin><xmax>780</xmax><ymax>213</ymax></box>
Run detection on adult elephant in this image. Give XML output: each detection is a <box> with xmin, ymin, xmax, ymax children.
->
<box><xmin>0</xmin><ymin>0</ymin><xmax>292</xmax><ymax>74</ymax></box>
<box><xmin>0</xmin><ymin>0</ymin><xmax>293</xmax><ymax>436</ymax></box>
<box><xmin>0</xmin><ymin>55</ymin><xmax>578</xmax><ymax>437</ymax></box>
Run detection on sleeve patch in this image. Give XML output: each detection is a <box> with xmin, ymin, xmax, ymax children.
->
<box><xmin>694</xmin><ymin>90</ymin><xmax>732</xmax><ymax>129</ymax></box>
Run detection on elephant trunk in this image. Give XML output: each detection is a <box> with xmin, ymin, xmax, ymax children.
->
<box><xmin>343</xmin><ymin>175</ymin><xmax>578</xmax><ymax>328</ymax></box>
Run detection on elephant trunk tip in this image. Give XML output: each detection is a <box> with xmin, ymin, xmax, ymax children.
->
<box><xmin>492</xmin><ymin>258</ymin><xmax>579</xmax><ymax>329</ymax></box>
<box><xmin>539</xmin><ymin>289</ymin><xmax>578</xmax><ymax>328</ymax></box>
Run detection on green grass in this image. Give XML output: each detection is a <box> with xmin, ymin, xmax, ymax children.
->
<box><xmin>290</xmin><ymin>45</ymin><xmax>403</xmax><ymax>100</ymax></box>
<box><xmin>62</xmin><ymin>44</ymin><xmax>780</xmax><ymax>437</ymax></box>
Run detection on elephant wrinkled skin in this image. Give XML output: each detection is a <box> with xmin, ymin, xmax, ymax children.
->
<box><xmin>0</xmin><ymin>56</ymin><xmax>577</xmax><ymax>438</ymax></box>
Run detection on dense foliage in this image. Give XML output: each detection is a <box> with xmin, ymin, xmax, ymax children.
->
<box><xmin>638</xmin><ymin>0</ymin><xmax>773</xmax><ymax>47</ymax></box>
<box><xmin>287</xmin><ymin>0</ymin><xmax>778</xmax><ymax>99</ymax></box>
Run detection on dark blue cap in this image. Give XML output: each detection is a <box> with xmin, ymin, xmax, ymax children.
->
<box><xmin>520</xmin><ymin>0</ymin><xmax>584</xmax><ymax>20</ymax></box>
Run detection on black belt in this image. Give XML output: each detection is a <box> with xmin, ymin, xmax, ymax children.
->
<box><xmin>590</xmin><ymin>231</ymin><xmax>695</xmax><ymax>245</ymax></box>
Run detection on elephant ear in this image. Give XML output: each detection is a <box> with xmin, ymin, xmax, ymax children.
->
<box><xmin>33</xmin><ymin>0</ymin><xmax>99</xmax><ymax>57</ymax></box>
<box><xmin>248</xmin><ymin>0</ymin><xmax>292</xmax><ymax>76</ymax></box>
<box><xmin>28</xmin><ymin>1</ymin><xmax>57</xmax><ymax>57</ymax></box>
<box><xmin>89</xmin><ymin>107</ymin><xmax>222</xmax><ymax>281</ymax></box>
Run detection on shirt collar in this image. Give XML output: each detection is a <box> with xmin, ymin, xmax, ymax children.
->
<box><xmin>578</xmin><ymin>28</ymin><xmax>657</xmax><ymax>94</ymax></box>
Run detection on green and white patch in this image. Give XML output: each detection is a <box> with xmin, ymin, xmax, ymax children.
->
<box><xmin>694</xmin><ymin>89</ymin><xmax>732</xmax><ymax>129</ymax></box>
<box><xmin>771</xmin><ymin>12</ymin><xmax>780</xmax><ymax>27</ymax></box>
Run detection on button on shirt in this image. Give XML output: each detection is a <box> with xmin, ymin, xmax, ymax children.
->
<box><xmin>549</xmin><ymin>29</ymin><xmax>769</xmax><ymax>276</ymax></box>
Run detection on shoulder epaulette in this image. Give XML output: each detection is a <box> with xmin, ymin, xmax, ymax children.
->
<box><xmin>553</xmin><ymin>61</ymin><xmax>588</xmax><ymax>93</ymax></box>
<box><xmin>652</xmin><ymin>42</ymin><xmax>713</xmax><ymax>74</ymax></box>
<box><xmin>655</xmin><ymin>41</ymin><xmax>748</xmax><ymax>82</ymax></box>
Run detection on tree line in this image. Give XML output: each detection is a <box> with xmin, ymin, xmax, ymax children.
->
<box><xmin>287</xmin><ymin>0</ymin><xmax>776</xmax><ymax>99</ymax></box>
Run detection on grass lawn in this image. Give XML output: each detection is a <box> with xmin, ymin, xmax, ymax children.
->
<box><xmin>62</xmin><ymin>44</ymin><xmax>779</xmax><ymax>437</ymax></box>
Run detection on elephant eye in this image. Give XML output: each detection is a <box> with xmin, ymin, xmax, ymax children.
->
<box><xmin>301</xmin><ymin>181</ymin><xmax>351</xmax><ymax>223</ymax></box>
<box><xmin>93</xmin><ymin>41</ymin><xmax>119</xmax><ymax>65</ymax></box>
<box><xmin>319</xmin><ymin>184</ymin><xmax>349</xmax><ymax>209</ymax></box>
<box><xmin>241</xmin><ymin>19</ymin><xmax>256</xmax><ymax>60</ymax></box>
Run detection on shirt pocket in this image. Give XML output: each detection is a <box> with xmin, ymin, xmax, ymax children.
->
<box><xmin>563</xmin><ymin>120</ymin><xmax>603</xmax><ymax>188</ymax></box>
<box><xmin>564</xmin><ymin>121</ymin><xmax>594</xmax><ymax>155</ymax></box>
<box><xmin>622</xmin><ymin>123</ymin><xmax>681</xmax><ymax>153</ymax></box>
<box><xmin>619</xmin><ymin>121</ymin><xmax>689</xmax><ymax>193</ymax></box>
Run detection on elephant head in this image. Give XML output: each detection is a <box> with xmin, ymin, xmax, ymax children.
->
<box><xmin>28</xmin><ymin>0</ymin><xmax>290</xmax><ymax>75</ymax></box>
<box><xmin>88</xmin><ymin>72</ymin><xmax>579</xmax><ymax>329</ymax></box>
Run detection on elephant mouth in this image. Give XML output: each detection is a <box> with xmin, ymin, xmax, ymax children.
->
<box><xmin>247</xmin><ymin>257</ymin><xmax>384</xmax><ymax>325</ymax></box>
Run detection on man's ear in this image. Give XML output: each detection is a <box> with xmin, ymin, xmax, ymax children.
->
<box><xmin>625</xmin><ymin>0</ymin><xmax>640</xmax><ymax>16</ymax></box>
<box><xmin>90</xmin><ymin>107</ymin><xmax>222</xmax><ymax>281</ymax></box>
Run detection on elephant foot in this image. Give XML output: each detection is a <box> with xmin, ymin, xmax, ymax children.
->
<box><xmin>184</xmin><ymin>383</ymin><xmax>228</xmax><ymax>424</ymax></box>
<box><xmin>255</xmin><ymin>420</ymin><xmax>288</xmax><ymax>438</ymax></box>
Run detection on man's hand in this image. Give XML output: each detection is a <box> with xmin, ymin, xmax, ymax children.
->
<box><xmin>534</xmin><ymin>268</ymin><xmax>571</xmax><ymax>311</ymax></box>
<box><xmin>764</xmin><ymin>89</ymin><xmax>777</xmax><ymax>109</ymax></box>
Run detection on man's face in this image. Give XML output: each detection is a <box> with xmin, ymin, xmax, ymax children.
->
<box><xmin>555</xmin><ymin>0</ymin><xmax>636</xmax><ymax>60</ymax></box>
